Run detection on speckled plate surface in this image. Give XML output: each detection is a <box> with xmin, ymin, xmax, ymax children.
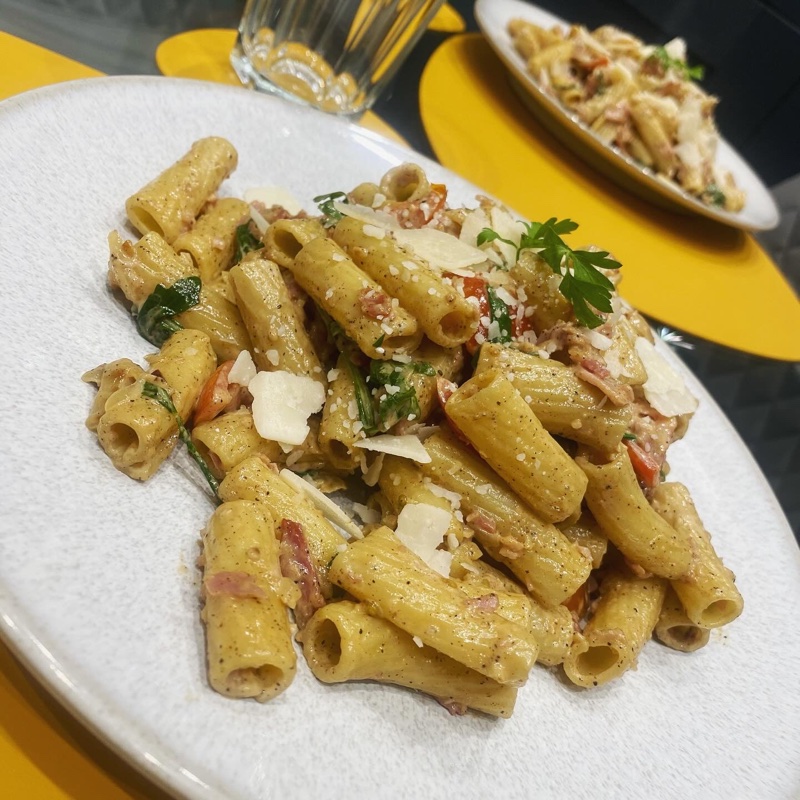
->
<box><xmin>474</xmin><ymin>0</ymin><xmax>780</xmax><ymax>231</ymax></box>
<box><xmin>0</xmin><ymin>77</ymin><xmax>798</xmax><ymax>800</ymax></box>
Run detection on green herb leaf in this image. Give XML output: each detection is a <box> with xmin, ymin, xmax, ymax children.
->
<box><xmin>477</xmin><ymin>228</ymin><xmax>516</xmax><ymax>249</ymax></box>
<box><xmin>702</xmin><ymin>183</ymin><xmax>726</xmax><ymax>207</ymax></box>
<box><xmin>368</xmin><ymin>359</ymin><xmax>435</xmax><ymax>430</ymax></box>
<box><xmin>373</xmin><ymin>333</ymin><xmax>386</xmax><ymax>348</ymax></box>
<box><xmin>342</xmin><ymin>353</ymin><xmax>378</xmax><ymax>436</ymax></box>
<box><xmin>234</xmin><ymin>222</ymin><xmax>264</xmax><ymax>263</ymax></box>
<box><xmin>653</xmin><ymin>46</ymin><xmax>704</xmax><ymax>81</ymax></box>
<box><xmin>486</xmin><ymin>285</ymin><xmax>513</xmax><ymax>343</ymax></box>
<box><xmin>481</xmin><ymin>217</ymin><xmax>619</xmax><ymax>328</ymax></box>
<box><xmin>135</xmin><ymin>276</ymin><xmax>201</xmax><ymax>347</ymax></box>
<box><xmin>314</xmin><ymin>191</ymin><xmax>349</xmax><ymax>226</ymax></box>
<box><xmin>142</xmin><ymin>381</ymin><xmax>219</xmax><ymax>500</ymax></box>
<box><xmin>622</xmin><ymin>432</ymin><xmax>637</xmax><ymax>441</ymax></box>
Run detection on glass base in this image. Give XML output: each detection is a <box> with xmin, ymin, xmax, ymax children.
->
<box><xmin>230</xmin><ymin>39</ymin><xmax>366</xmax><ymax>120</ymax></box>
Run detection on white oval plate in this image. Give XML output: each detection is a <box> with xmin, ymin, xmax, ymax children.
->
<box><xmin>474</xmin><ymin>0</ymin><xmax>780</xmax><ymax>231</ymax></box>
<box><xmin>0</xmin><ymin>77</ymin><xmax>798</xmax><ymax>800</ymax></box>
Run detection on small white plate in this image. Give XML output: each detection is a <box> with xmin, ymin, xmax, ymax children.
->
<box><xmin>474</xmin><ymin>0</ymin><xmax>780</xmax><ymax>231</ymax></box>
<box><xmin>0</xmin><ymin>76</ymin><xmax>797</xmax><ymax>800</ymax></box>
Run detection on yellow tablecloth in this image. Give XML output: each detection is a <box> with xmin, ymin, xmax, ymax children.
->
<box><xmin>420</xmin><ymin>34</ymin><xmax>800</xmax><ymax>361</ymax></box>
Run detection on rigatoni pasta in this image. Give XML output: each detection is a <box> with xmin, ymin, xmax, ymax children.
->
<box><xmin>82</xmin><ymin>137</ymin><xmax>742</xmax><ymax>716</ymax></box>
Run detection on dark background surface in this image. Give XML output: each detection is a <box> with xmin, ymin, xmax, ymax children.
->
<box><xmin>1</xmin><ymin>0</ymin><xmax>798</xmax><ymax>539</ymax></box>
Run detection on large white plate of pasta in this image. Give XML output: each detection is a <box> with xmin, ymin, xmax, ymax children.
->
<box><xmin>475</xmin><ymin>0</ymin><xmax>779</xmax><ymax>231</ymax></box>
<box><xmin>0</xmin><ymin>76</ymin><xmax>798</xmax><ymax>800</ymax></box>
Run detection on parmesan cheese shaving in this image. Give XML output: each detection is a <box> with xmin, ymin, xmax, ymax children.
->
<box><xmin>279</xmin><ymin>469</ymin><xmax>363</xmax><ymax>540</ymax></box>
<box><xmin>333</xmin><ymin>200</ymin><xmax>398</xmax><ymax>229</ymax></box>
<box><xmin>249</xmin><ymin>370</ymin><xmax>325</xmax><ymax>446</ymax></box>
<box><xmin>635</xmin><ymin>338</ymin><xmax>698</xmax><ymax>417</ymax></box>
<box><xmin>393</xmin><ymin>227</ymin><xmax>489</xmax><ymax>272</ymax></box>
<box><xmin>228</xmin><ymin>349</ymin><xmax>257</xmax><ymax>387</ymax></box>
<box><xmin>394</xmin><ymin>503</ymin><xmax>454</xmax><ymax>577</ymax></box>
<box><xmin>353</xmin><ymin>434</ymin><xmax>431</xmax><ymax>463</ymax></box>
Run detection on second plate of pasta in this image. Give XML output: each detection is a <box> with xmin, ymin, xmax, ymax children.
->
<box><xmin>474</xmin><ymin>0</ymin><xmax>779</xmax><ymax>230</ymax></box>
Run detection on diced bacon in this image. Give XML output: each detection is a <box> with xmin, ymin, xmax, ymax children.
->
<box><xmin>436</xmin><ymin>697</ymin><xmax>468</xmax><ymax>716</ymax></box>
<box><xmin>465</xmin><ymin>593</ymin><xmax>500</xmax><ymax>613</ymax></box>
<box><xmin>358</xmin><ymin>288</ymin><xmax>392</xmax><ymax>320</ymax></box>
<box><xmin>192</xmin><ymin>360</ymin><xmax>248</xmax><ymax>426</ymax></box>
<box><xmin>465</xmin><ymin>511</ymin><xmax>497</xmax><ymax>536</ymax></box>
<box><xmin>204</xmin><ymin>571</ymin><xmax>266</xmax><ymax>598</ymax></box>
<box><xmin>574</xmin><ymin>359</ymin><xmax>634</xmax><ymax>407</ymax></box>
<box><xmin>278</xmin><ymin>518</ymin><xmax>325</xmax><ymax>628</ymax></box>
<box><xmin>250</xmin><ymin>201</ymin><xmax>308</xmax><ymax>224</ymax></box>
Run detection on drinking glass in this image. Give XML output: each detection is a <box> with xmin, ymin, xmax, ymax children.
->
<box><xmin>231</xmin><ymin>0</ymin><xmax>446</xmax><ymax>117</ymax></box>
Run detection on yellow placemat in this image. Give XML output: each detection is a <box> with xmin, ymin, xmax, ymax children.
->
<box><xmin>420</xmin><ymin>34</ymin><xmax>800</xmax><ymax>361</ymax></box>
<box><xmin>0</xmin><ymin>32</ymin><xmax>103</xmax><ymax>99</ymax></box>
<box><xmin>155</xmin><ymin>28</ymin><xmax>409</xmax><ymax>147</ymax></box>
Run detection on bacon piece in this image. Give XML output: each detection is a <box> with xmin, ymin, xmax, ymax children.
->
<box><xmin>250</xmin><ymin>200</ymin><xmax>308</xmax><ymax>224</ymax></box>
<box><xmin>358</xmin><ymin>287</ymin><xmax>392</xmax><ymax>320</ymax></box>
<box><xmin>204</xmin><ymin>571</ymin><xmax>266</xmax><ymax>598</ymax></box>
<box><xmin>436</xmin><ymin>697</ymin><xmax>468</xmax><ymax>716</ymax></box>
<box><xmin>465</xmin><ymin>593</ymin><xmax>500</xmax><ymax>613</ymax></box>
<box><xmin>384</xmin><ymin>184</ymin><xmax>448</xmax><ymax>229</ymax></box>
<box><xmin>624</xmin><ymin>438</ymin><xmax>661</xmax><ymax>489</ymax></box>
<box><xmin>575</xmin><ymin>358</ymin><xmax>634</xmax><ymax>407</ymax></box>
<box><xmin>278</xmin><ymin>518</ymin><xmax>325</xmax><ymax>628</ymax></box>
<box><xmin>465</xmin><ymin>510</ymin><xmax>497</xmax><ymax>536</ymax></box>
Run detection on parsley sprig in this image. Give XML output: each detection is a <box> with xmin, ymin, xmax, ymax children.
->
<box><xmin>142</xmin><ymin>381</ymin><xmax>220</xmax><ymax>500</ymax></box>
<box><xmin>313</xmin><ymin>191</ymin><xmax>349</xmax><ymax>227</ymax></box>
<box><xmin>651</xmin><ymin>46</ymin><xmax>704</xmax><ymax>81</ymax></box>
<box><xmin>478</xmin><ymin>218</ymin><xmax>620</xmax><ymax>328</ymax></box>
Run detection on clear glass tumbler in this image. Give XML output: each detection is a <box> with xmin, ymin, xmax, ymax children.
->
<box><xmin>231</xmin><ymin>0</ymin><xmax>445</xmax><ymax>117</ymax></box>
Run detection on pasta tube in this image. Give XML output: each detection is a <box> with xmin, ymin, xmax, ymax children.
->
<box><xmin>107</xmin><ymin>230</ymin><xmax>197</xmax><ymax>309</ymax></box>
<box><xmin>651</xmin><ymin>482</ymin><xmax>743</xmax><ymax>628</ymax></box>
<box><xmin>318</xmin><ymin>354</ymin><xmax>362</xmax><ymax>471</ymax></box>
<box><xmin>564</xmin><ymin>571</ymin><xmax>667</xmax><ymax>687</ymax></box>
<box><xmin>475</xmin><ymin>343</ymin><xmax>631</xmax><ymax>454</ymax></box>
<box><xmin>192</xmin><ymin>408</ymin><xmax>284</xmax><ymax>478</ymax></box>
<box><xmin>230</xmin><ymin>252</ymin><xmax>325</xmax><ymax>382</ymax></box>
<box><xmin>172</xmin><ymin>197</ymin><xmax>250</xmax><ymax>283</ymax></box>
<box><xmin>218</xmin><ymin>456</ymin><xmax>347</xmax><ymax>598</ymax></box>
<box><xmin>301</xmin><ymin>601</ymin><xmax>517</xmax><ymax>717</ymax></box>
<box><xmin>89</xmin><ymin>330</ymin><xmax>215</xmax><ymax>480</ymax></box>
<box><xmin>420</xmin><ymin>428</ymin><xmax>591</xmax><ymax>607</ymax></box>
<box><xmin>654</xmin><ymin>586</ymin><xmax>710</xmax><ymax>653</ymax></box>
<box><xmin>577</xmin><ymin>446</ymin><xmax>693</xmax><ymax>579</ymax></box>
<box><xmin>289</xmin><ymin>237</ymin><xmax>422</xmax><ymax>359</ymax></box>
<box><xmin>331</xmin><ymin>217</ymin><xmax>478</xmax><ymax>347</ymax></box>
<box><xmin>261</xmin><ymin>218</ymin><xmax>326</xmax><ymax>270</ymax></box>
<box><xmin>125</xmin><ymin>136</ymin><xmax>238</xmax><ymax>243</ymax></box>
<box><xmin>328</xmin><ymin>527</ymin><xmax>539</xmax><ymax>686</ymax></box>
<box><xmin>445</xmin><ymin>369</ymin><xmax>587</xmax><ymax>523</ymax></box>
<box><xmin>202</xmin><ymin>500</ymin><xmax>297</xmax><ymax>701</ymax></box>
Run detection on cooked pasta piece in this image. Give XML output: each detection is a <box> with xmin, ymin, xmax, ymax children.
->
<box><xmin>651</xmin><ymin>482</ymin><xmax>743</xmax><ymax>628</ymax></box>
<box><xmin>301</xmin><ymin>601</ymin><xmax>517</xmax><ymax>717</ymax></box>
<box><xmin>419</xmin><ymin>429</ymin><xmax>591</xmax><ymax>607</ymax></box>
<box><xmin>564</xmin><ymin>570</ymin><xmax>667</xmax><ymax>687</ymax></box>
<box><xmin>173</xmin><ymin>197</ymin><xmax>250</xmax><ymax>283</ymax></box>
<box><xmin>289</xmin><ymin>236</ymin><xmax>422</xmax><ymax>359</ymax></box>
<box><xmin>85</xmin><ymin>329</ymin><xmax>215</xmax><ymax>480</ymax></box>
<box><xmin>125</xmin><ymin>136</ymin><xmax>238</xmax><ymax>243</ymax></box>
<box><xmin>577</xmin><ymin>445</ymin><xmax>693</xmax><ymax>579</ymax></box>
<box><xmin>328</xmin><ymin>526</ymin><xmax>539</xmax><ymax>686</ymax></box>
<box><xmin>654</xmin><ymin>586</ymin><xmax>710</xmax><ymax>653</ymax></box>
<box><xmin>202</xmin><ymin>500</ymin><xmax>298</xmax><ymax>701</ymax></box>
<box><xmin>445</xmin><ymin>369</ymin><xmax>587</xmax><ymax>523</ymax></box>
